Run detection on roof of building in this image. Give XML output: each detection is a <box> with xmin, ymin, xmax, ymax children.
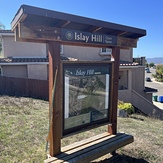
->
<box><xmin>0</xmin><ymin>56</ymin><xmax>78</xmax><ymax>64</ymax></box>
<box><xmin>0</xmin><ymin>57</ymin><xmax>139</xmax><ymax>67</ymax></box>
<box><xmin>144</xmin><ymin>86</ymin><xmax>158</xmax><ymax>93</ymax></box>
<box><xmin>0</xmin><ymin>30</ymin><xmax>14</xmax><ymax>36</ymax></box>
<box><xmin>0</xmin><ymin>57</ymin><xmax>48</xmax><ymax>63</ymax></box>
<box><xmin>0</xmin><ymin>30</ymin><xmax>13</xmax><ymax>33</ymax></box>
<box><xmin>119</xmin><ymin>60</ymin><xmax>139</xmax><ymax>66</ymax></box>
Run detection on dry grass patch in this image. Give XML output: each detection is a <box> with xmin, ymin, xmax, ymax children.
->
<box><xmin>0</xmin><ymin>96</ymin><xmax>49</xmax><ymax>163</ymax></box>
<box><xmin>0</xmin><ymin>96</ymin><xmax>163</xmax><ymax>163</ymax></box>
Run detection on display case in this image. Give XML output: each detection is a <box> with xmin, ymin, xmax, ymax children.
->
<box><xmin>62</xmin><ymin>61</ymin><xmax>113</xmax><ymax>135</ymax></box>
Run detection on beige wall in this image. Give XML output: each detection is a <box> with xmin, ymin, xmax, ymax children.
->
<box><xmin>27</xmin><ymin>64</ymin><xmax>48</xmax><ymax>80</ymax></box>
<box><xmin>2</xmin><ymin>35</ymin><xmax>46</xmax><ymax>58</ymax></box>
<box><xmin>132</xmin><ymin>66</ymin><xmax>145</xmax><ymax>94</ymax></box>
<box><xmin>1</xmin><ymin>64</ymin><xmax>48</xmax><ymax>80</ymax></box>
<box><xmin>1</xmin><ymin>65</ymin><xmax>27</xmax><ymax>78</ymax></box>
<box><xmin>142</xmin><ymin>92</ymin><xmax>152</xmax><ymax>101</ymax></box>
<box><xmin>118</xmin><ymin>66</ymin><xmax>153</xmax><ymax>103</ymax></box>
<box><xmin>119</xmin><ymin>70</ymin><xmax>128</xmax><ymax>89</ymax></box>
<box><xmin>120</xmin><ymin>48</ymin><xmax>133</xmax><ymax>62</ymax></box>
<box><xmin>63</xmin><ymin>45</ymin><xmax>132</xmax><ymax>61</ymax></box>
<box><xmin>118</xmin><ymin>90</ymin><xmax>132</xmax><ymax>102</ymax></box>
<box><xmin>132</xmin><ymin>66</ymin><xmax>154</xmax><ymax>102</ymax></box>
<box><xmin>63</xmin><ymin>45</ymin><xmax>106</xmax><ymax>61</ymax></box>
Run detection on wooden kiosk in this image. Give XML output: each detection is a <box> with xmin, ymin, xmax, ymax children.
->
<box><xmin>11</xmin><ymin>5</ymin><xmax>146</xmax><ymax>163</ymax></box>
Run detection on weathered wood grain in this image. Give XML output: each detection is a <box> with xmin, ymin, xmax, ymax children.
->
<box><xmin>44</xmin><ymin>133</ymin><xmax>134</xmax><ymax>163</ymax></box>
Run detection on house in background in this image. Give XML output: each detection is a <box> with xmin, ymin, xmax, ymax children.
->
<box><xmin>0</xmin><ymin>30</ymin><xmax>159</xmax><ymax>116</ymax></box>
<box><xmin>0</xmin><ymin>30</ymin><xmax>48</xmax><ymax>80</ymax></box>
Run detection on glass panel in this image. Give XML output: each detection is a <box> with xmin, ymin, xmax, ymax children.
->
<box><xmin>63</xmin><ymin>64</ymin><xmax>111</xmax><ymax>131</ymax></box>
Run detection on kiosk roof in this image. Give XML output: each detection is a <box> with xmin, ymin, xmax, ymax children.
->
<box><xmin>11</xmin><ymin>4</ymin><xmax>146</xmax><ymax>39</ymax></box>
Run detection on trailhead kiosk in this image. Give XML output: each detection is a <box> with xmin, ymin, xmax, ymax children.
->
<box><xmin>11</xmin><ymin>5</ymin><xmax>146</xmax><ymax>162</ymax></box>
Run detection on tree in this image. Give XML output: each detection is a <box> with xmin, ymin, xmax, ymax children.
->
<box><xmin>0</xmin><ymin>21</ymin><xmax>5</xmax><ymax>29</ymax></box>
<box><xmin>153</xmin><ymin>64</ymin><xmax>163</xmax><ymax>82</ymax></box>
<box><xmin>149</xmin><ymin>62</ymin><xmax>155</xmax><ymax>68</ymax></box>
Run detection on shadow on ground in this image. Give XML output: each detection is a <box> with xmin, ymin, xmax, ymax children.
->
<box><xmin>92</xmin><ymin>154</ymin><xmax>149</xmax><ymax>163</ymax></box>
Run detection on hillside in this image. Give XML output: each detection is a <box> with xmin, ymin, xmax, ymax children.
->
<box><xmin>0</xmin><ymin>95</ymin><xmax>163</xmax><ymax>163</ymax></box>
<box><xmin>146</xmin><ymin>57</ymin><xmax>163</xmax><ymax>64</ymax></box>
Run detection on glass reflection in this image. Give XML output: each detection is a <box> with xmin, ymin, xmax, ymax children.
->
<box><xmin>64</xmin><ymin>65</ymin><xmax>110</xmax><ymax>130</ymax></box>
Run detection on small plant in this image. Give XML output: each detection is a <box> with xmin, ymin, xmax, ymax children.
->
<box><xmin>118</xmin><ymin>101</ymin><xmax>135</xmax><ymax>115</ymax></box>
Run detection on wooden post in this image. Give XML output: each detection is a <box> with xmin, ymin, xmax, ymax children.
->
<box><xmin>48</xmin><ymin>41</ymin><xmax>62</xmax><ymax>156</ymax></box>
<box><xmin>108</xmin><ymin>47</ymin><xmax>120</xmax><ymax>134</ymax></box>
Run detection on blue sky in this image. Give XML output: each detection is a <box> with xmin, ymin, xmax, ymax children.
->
<box><xmin>0</xmin><ymin>0</ymin><xmax>163</xmax><ymax>58</ymax></box>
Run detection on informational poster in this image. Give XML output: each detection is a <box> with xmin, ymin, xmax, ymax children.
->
<box><xmin>63</xmin><ymin>63</ymin><xmax>112</xmax><ymax>135</ymax></box>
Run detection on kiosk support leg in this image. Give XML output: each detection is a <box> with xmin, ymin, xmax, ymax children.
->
<box><xmin>48</xmin><ymin>41</ymin><xmax>62</xmax><ymax>156</ymax></box>
<box><xmin>108</xmin><ymin>47</ymin><xmax>120</xmax><ymax>134</ymax></box>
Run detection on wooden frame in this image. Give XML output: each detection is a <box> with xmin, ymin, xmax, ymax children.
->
<box><xmin>48</xmin><ymin>41</ymin><xmax>62</xmax><ymax>155</ymax></box>
<box><xmin>48</xmin><ymin>44</ymin><xmax>120</xmax><ymax>156</ymax></box>
<box><xmin>11</xmin><ymin>4</ymin><xmax>146</xmax><ymax>158</ymax></box>
<box><xmin>61</xmin><ymin>61</ymin><xmax>113</xmax><ymax>136</ymax></box>
<box><xmin>44</xmin><ymin>133</ymin><xmax>134</xmax><ymax>163</ymax></box>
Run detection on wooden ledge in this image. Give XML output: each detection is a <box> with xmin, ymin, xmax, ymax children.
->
<box><xmin>44</xmin><ymin>133</ymin><xmax>134</xmax><ymax>163</ymax></box>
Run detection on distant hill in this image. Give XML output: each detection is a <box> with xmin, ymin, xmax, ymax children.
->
<box><xmin>146</xmin><ymin>57</ymin><xmax>163</xmax><ymax>64</ymax></box>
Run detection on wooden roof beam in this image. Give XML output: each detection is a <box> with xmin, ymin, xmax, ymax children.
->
<box><xmin>17</xmin><ymin>22</ymin><xmax>61</xmax><ymax>41</ymax></box>
<box><xmin>84</xmin><ymin>26</ymin><xmax>102</xmax><ymax>33</ymax></box>
<box><xmin>117</xmin><ymin>31</ymin><xmax>128</xmax><ymax>36</ymax></box>
<box><xmin>61</xmin><ymin>21</ymin><xmax>70</xmax><ymax>28</ymax></box>
<box><xmin>92</xmin><ymin>27</ymin><xmax>102</xmax><ymax>32</ymax></box>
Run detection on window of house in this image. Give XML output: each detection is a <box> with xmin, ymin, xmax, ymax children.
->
<box><xmin>100</xmin><ymin>48</ymin><xmax>112</xmax><ymax>55</ymax></box>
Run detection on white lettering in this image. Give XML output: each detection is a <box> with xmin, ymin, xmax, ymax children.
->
<box><xmin>75</xmin><ymin>69</ymin><xmax>95</xmax><ymax>76</ymax></box>
<box><xmin>92</xmin><ymin>34</ymin><xmax>96</xmax><ymax>42</ymax></box>
<box><xmin>86</xmin><ymin>69</ymin><xmax>94</xmax><ymax>75</ymax></box>
<box><xmin>74</xmin><ymin>32</ymin><xmax>90</xmax><ymax>42</ymax></box>
<box><xmin>76</xmin><ymin>70</ymin><xmax>86</xmax><ymax>76</ymax></box>
<box><xmin>91</xmin><ymin>34</ymin><xmax>102</xmax><ymax>42</ymax></box>
<box><xmin>85</xmin><ymin>35</ymin><xmax>89</xmax><ymax>43</ymax></box>
<box><xmin>105</xmin><ymin>36</ymin><xmax>112</xmax><ymax>44</ymax></box>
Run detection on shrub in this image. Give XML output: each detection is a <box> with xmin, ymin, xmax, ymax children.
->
<box><xmin>118</xmin><ymin>101</ymin><xmax>135</xmax><ymax>115</ymax></box>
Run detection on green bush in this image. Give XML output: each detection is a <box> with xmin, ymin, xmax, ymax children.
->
<box><xmin>156</xmin><ymin>78</ymin><xmax>163</xmax><ymax>82</ymax></box>
<box><xmin>118</xmin><ymin>101</ymin><xmax>134</xmax><ymax>115</ymax></box>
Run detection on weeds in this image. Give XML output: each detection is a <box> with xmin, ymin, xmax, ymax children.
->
<box><xmin>0</xmin><ymin>96</ymin><xmax>49</xmax><ymax>163</ymax></box>
<box><xmin>0</xmin><ymin>95</ymin><xmax>163</xmax><ymax>163</ymax></box>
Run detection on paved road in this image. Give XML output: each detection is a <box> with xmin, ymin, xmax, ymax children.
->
<box><xmin>145</xmin><ymin>68</ymin><xmax>163</xmax><ymax>109</ymax></box>
<box><xmin>145</xmin><ymin>68</ymin><xmax>163</xmax><ymax>96</ymax></box>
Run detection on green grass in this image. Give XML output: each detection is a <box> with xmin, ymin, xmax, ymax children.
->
<box><xmin>0</xmin><ymin>96</ymin><xmax>163</xmax><ymax>163</ymax></box>
<box><xmin>116</xmin><ymin>115</ymin><xmax>163</xmax><ymax>163</ymax></box>
<box><xmin>0</xmin><ymin>96</ymin><xmax>49</xmax><ymax>163</ymax></box>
